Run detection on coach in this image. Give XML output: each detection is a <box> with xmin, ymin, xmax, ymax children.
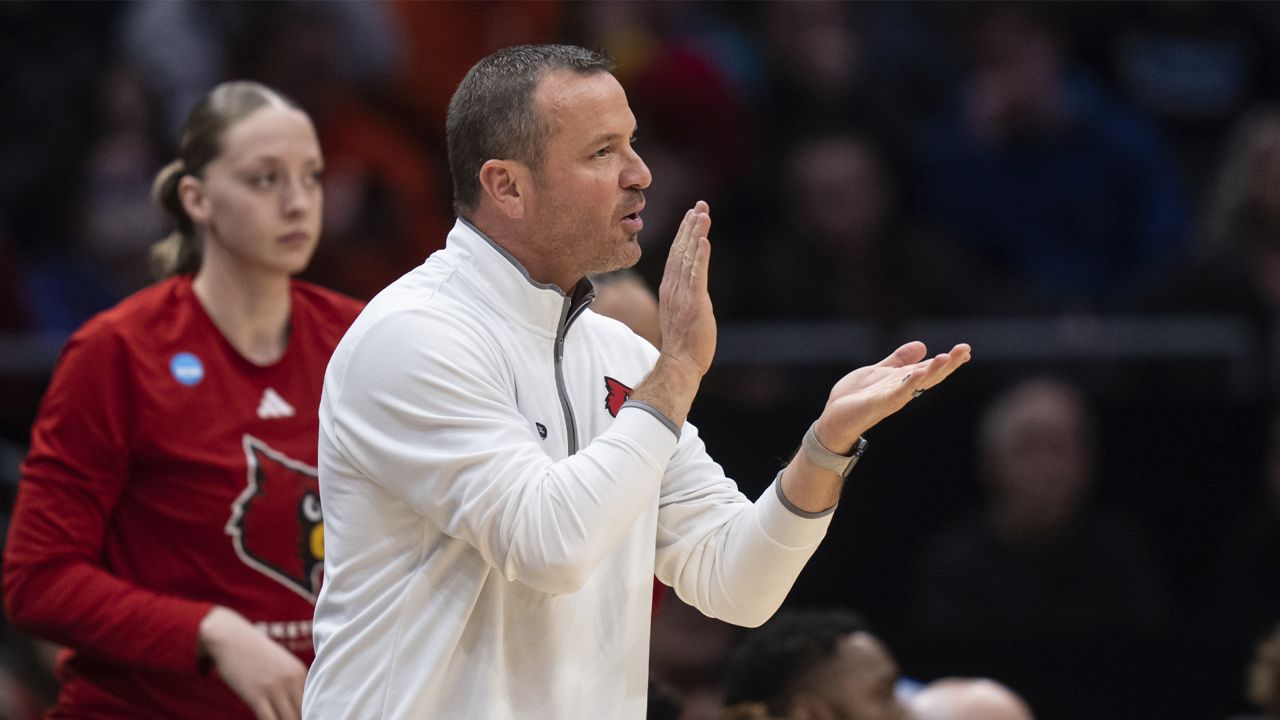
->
<box><xmin>302</xmin><ymin>44</ymin><xmax>970</xmax><ymax>719</ymax></box>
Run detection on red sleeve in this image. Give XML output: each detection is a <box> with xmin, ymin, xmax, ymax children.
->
<box><xmin>2</xmin><ymin>320</ymin><xmax>214</xmax><ymax>674</ymax></box>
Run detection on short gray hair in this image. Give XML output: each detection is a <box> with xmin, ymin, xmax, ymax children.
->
<box><xmin>446</xmin><ymin>44</ymin><xmax>614</xmax><ymax>216</ymax></box>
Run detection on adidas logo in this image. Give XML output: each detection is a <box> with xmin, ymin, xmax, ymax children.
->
<box><xmin>257</xmin><ymin>388</ymin><xmax>296</xmax><ymax>420</ymax></box>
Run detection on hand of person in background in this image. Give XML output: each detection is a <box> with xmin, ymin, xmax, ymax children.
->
<box><xmin>198</xmin><ymin>606</ymin><xmax>307</xmax><ymax>720</ymax></box>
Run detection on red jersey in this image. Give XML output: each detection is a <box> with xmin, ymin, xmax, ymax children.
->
<box><xmin>4</xmin><ymin>275</ymin><xmax>362</xmax><ymax>719</ymax></box>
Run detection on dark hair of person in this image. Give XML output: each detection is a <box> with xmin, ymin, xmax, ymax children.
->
<box><xmin>446</xmin><ymin>44</ymin><xmax>613</xmax><ymax>216</ymax></box>
<box><xmin>722</xmin><ymin>609</ymin><xmax>871</xmax><ymax>715</ymax></box>
<box><xmin>149</xmin><ymin>81</ymin><xmax>303</xmax><ymax>279</ymax></box>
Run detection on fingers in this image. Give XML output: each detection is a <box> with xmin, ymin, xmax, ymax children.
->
<box><xmin>661</xmin><ymin>201</ymin><xmax>711</xmax><ymax>300</ymax></box>
<box><xmin>878</xmin><ymin>341</ymin><xmax>927</xmax><ymax>368</ymax></box>
<box><xmin>682</xmin><ymin>201</ymin><xmax>709</xmax><ymax>278</ymax></box>
<box><xmin>904</xmin><ymin>343</ymin><xmax>972</xmax><ymax>395</ymax></box>
<box><xmin>690</xmin><ymin>236</ymin><xmax>711</xmax><ymax>294</ymax></box>
<box><xmin>257</xmin><ymin>672</ymin><xmax>303</xmax><ymax>720</ymax></box>
<box><xmin>662</xmin><ymin>208</ymin><xmax>696</xmax><ymax>292</ymax></box>
<box><xmin>253</xmin><ymin>699</ymin><xmax>280</xmax><ymax>720</ymax></box>
<box><xmin>282</xmin><ymin>678</ymin><xmax>304</xmax><ymax>720</ymax></box>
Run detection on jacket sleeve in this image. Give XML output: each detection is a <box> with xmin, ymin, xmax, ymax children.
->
<box><xmin>653</xmin><ymin>426</ymin><xmax>832</xmax><ymax>628</ymax></box>
<box><xmin>3</xmin><ymin>322</ymin><xmax>213</xmax><ymax>673</ymax></box>
<box><xmin>326</xmin><ymin>310</ymin><xmax>680</xmax><ymax>596</ymax></box>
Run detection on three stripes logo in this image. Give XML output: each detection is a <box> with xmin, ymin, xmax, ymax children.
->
<box><xmin>257</xmin><ymin>388</ymin><xmax>296</xmax><ymax>420</ymax></box>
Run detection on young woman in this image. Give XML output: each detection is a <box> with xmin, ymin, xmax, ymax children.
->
<box><xmin>3</xmin><ymin>81</ymin><xmax>363</xmax><ymax>720</ymax></box>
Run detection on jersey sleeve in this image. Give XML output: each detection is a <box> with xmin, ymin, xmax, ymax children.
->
<box><xmin>3</xmin><ymin>320</ymin><xmax>214</xmax><ymax>674</ymax></box>
<box><xmin>326</xmin><ymin>309</ymin><xmax>680</xmax><ymax>596</ymax></box>
<box><xmin>652</xmin><ymin>426</ymin><xmax>833</xmax><ymax>628</ymax></box>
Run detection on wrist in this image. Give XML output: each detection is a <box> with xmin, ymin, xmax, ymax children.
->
<box><xmin>630</xmin><ymin>354</ymin><xmax>702</xmax><ymax>427</ymax></box>
<box><xmin>652</xmin><ymin>353</ymin><xmax>704</xmax><ymax>389</ymax></box>
<box><xmin>801</xmin><ymin>421</ymin><xmax>868</xmax><ymax>479</ymax></box>
<box><xmin>198</xmin><ymin>606</ymin><xmax>237</xmax><ymax>657</ymax></box>
<box><xmin>812</xmin><ymin>417</ymin><xmax>861</xmax><ymax>456</ymax></box>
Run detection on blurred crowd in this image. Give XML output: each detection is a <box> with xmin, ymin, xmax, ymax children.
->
<box><xmin>6</xmin><ymin>1</ymin><xmax>1280</xmax><ymax>718</ymax></box>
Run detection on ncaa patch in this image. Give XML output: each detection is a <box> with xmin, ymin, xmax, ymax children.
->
<box><xmin>170</xmin><ymin>352</ymin><xmax>204</xmax><ymax>386</ymax></box>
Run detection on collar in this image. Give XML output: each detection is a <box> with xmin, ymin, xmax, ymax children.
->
<box><xmin>449</xmin><ymin>218</ymin><xmax>597</xmax><ymax>337</ymax></box>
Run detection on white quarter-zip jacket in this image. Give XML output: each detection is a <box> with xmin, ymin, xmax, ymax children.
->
<box><xmin>303</xmin><ymin>219</ymin><xmax>834</xmax><ymax>719</ymax></box>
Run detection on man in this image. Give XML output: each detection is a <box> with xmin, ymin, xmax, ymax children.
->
<box><xmin>908</xmin><ymin>679</ymin><xmax>1034</xmax><ymax>720</ymax></box>
<box><xmin>302</xmin><ymin>44</ymin><xmax>970</xmax><ymax>718</ymax></box>
<box><xmin>722</xmin><ymin>609</ymin><xmax>908</xmax><ymax>720</ymax></box>
<box><xmin>910</xmin><ymin>377</ymin><xmax>1166</xmax><ymax>718</ymax></box>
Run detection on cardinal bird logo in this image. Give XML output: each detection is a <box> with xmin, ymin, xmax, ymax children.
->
<box><xmin>604</xmin><ymin>376</ymin><xmax>633</xmax><ymax>417</ymax></box>
<box><xmin>226</xmin><ymin>435</ymin><xmax>324</xmax><ymax>602</ymax></box>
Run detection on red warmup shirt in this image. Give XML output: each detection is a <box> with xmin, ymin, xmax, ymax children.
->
<box><xmin>4</xmin><ymin>275</ymin><xmax>362</xmax><ymax>719</ymax></box>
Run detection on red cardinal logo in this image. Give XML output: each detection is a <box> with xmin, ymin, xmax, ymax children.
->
<box><xmin>226</xmin><ymin>435</ymin><xmax>324</xmax><ymax>602</ymax></box>
<box><xmin>604</xmin><ymin>376</ymin><xmax>633</xmax><ymax>417</ymax></box>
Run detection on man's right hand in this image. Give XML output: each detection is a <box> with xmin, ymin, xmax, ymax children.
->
<box><xmin>629</xmin><ymin>201</ymin><xmax>715</xmax><ymax>428</ymax></box>
<box><xmin>199</xmin><ymin>606</ymin><xmax>307</xmax><ymax>720</ymax></box>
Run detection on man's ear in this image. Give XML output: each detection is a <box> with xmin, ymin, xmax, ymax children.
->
<box><xmin>178</xmin><ymin>175</ymin><xmax>211</xmax><ymax>226</ymax></box>
<box><xmin>478</xmin><ymin>159</ymin><xmax>529</xmax><ymax>220</ymax></box>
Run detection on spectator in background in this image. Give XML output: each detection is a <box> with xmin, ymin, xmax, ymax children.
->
<box><xmin>229</xmin><ymin>2</ymin><xmax>452</xmax><ymax>300</ymax></box>
<box><xmin>1145</xmin><ymin>108</ymin><xmax>1280</xmax><ymax>330</ymax></box>
<box><xmin>1</xmin><ymin>2</ymin><xmax>124</xmax><ymax>333</ymax></box>
<box><xmin>909</xmin><ymin>377</ymin><xmax>1169</xmax><ymax>720</ymax></box>
<box><xmin>915</xmin><ymin>3</ymin><xmax>1189</xmax><ymax>314</ymax></box>
<box><xmin>1231</xmin><ymin>621</ymin><xmax>1280</xmax><ymax>720</ymax></box>
<box><xmin>591</xmin><ymin>270</ymin><xmax>661</xmax><ymax>350</ymax></box>
<box><xmin>651</xmin><ymin>596</ymin><xmax>743</xmax><ymax>720</ymax></box>
<box><xmin>721</xmin><ymin>609</ymin><xmax>907</xmax><ymax>720</ymax></box>
<box><xmin>749</xmin><ymin>131</ymin><xmax>998</xmax><ymax>327</ymax></box>
<box><xmin>3</xmin><ymin>81</ymin><xmax>363</xmax><ymax>719</ymax></box>
<box><xmin>907</xmin><ymin>678</ymin><xmax>1034</xmax><ymax>720</ymax></box>
<box><xmin>77</xmin><ymin>64</ymin><xmax>168</xmax><ymax>297</ymax></box>
<box><xmin>390</xmin><ymin>0</ymin><xmax>564</xmax><ymax>146</ymax></box>
<box><xmin>1090</xmin><ymin>2</ymin><xmax>1280</xmax><ymax>196</ymax></box>
<box><xmin>119</xmin><ymin>0</ymin><xmax>402</xmax><ymax>141</ymax></box>
<box><xmin>1199</xmin><ymin>413</ymin><xmax>1280</xmax><ymax>718</ymax></box>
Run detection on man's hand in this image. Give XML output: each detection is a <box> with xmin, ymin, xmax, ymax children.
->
<box><xmin>781</xmin><ymin>342</ymin><xmax>971</xmax><ymax>513</ymax></box>
<box><xmin>630</xmin><ymin>201</ymin><xmax>715</xmax><ymax>427</ymax></box>
<box><xmin>814</xmin><ymin>341</ymin><xmax>972</xmax><ymax>453</ymax></box>
<box><xmin>199</xmin><ymin>606</ymin><xmax>307</xmax><ymax>720</ymax></box>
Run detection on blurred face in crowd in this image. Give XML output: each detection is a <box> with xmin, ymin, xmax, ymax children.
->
<box><xmin>789</xmin><ymin>632</ymin><xmax>907</xmax><ymax>720</ymax></box>
<box><xmin>767</xmin><ymin>0</ymin><xmax>862</xmax><ymax>99</ymax></box>
<box><xmin>789</xmin><ymin>136</ymin><xmax>889</xmax><ymax>254</ymax></box>
<box><xmin>1248</xmin><ymin>122</ymin><xmax>1280</xmax><ymax>231</ymax></box>
<box><xmin>522</xmin><ymin>69</ymin><xmax>651</xmax><ymax>290</ymax></box>
<box><xmin>966</xmin><ymin>10</ymin><xmax>1064</xmax><ymax>141</ymax></box>
<box><xmin>181</xmin><ymin>104</ymin><xmax>324</xmax><ymax>278</ymax></box>
<box><xmin>983</xmin><ymin>381</ymin><xmax>1093</xmax><ymax>538</ymax></box>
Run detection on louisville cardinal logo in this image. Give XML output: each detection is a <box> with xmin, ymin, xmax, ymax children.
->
<box><xmin>226</xmin><ymin>435</ymin><xmax>324</xmax><ymax>602</ymax></box>
<box><xmin>604</xmin><ymin>376</ymin><xmax>633</xmax><ymax>417</ymax></box>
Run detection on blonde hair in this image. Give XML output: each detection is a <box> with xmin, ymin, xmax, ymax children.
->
<box><xmin>149</xmin><ymin>80</ymin><xmax>303</xmax><ymax>278</ymax></box>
